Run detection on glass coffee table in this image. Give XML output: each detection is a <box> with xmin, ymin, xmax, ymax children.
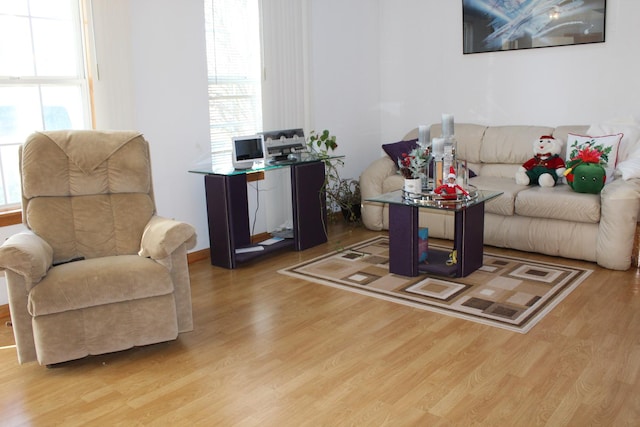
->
<box><xmin>367</xmin><ymin>187</ymin><xmax>502</xmax><ymax>277</ymax></box>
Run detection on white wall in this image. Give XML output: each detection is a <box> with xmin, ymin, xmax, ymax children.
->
<box><xmin>90</xmin><ymin>0</ymin><xmax>211</xmax><ymax>251</ymax></box>
<box><xmin>380</xmin><ymin>1</ymin><xmax>640</xmax><ymax>131</ymax></box>
<box><xmin>127</xmin><ymin>0</ymin><xmax>210</xmax><ymax>249</ymax></box>
<box><xmin>309</xmin><ymin>0</ymin><xmax>640</xmax><ymax>179</ymax></box>
<box><xmin>91</xmin><ymin>0</ymin><xmax>136</xmax><ymax>130</ymax></box>
<box><xmin>308</xmin><ymin>0</ymin><xmax>381</xmax><ymax>182</ymax></box>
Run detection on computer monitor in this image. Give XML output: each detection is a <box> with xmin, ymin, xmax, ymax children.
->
<box><xmin>231</xmin><ymin>134</ymin><xmax>265</xmax><ymax>169</ymax></box>
<box><xmin>261</xmin><ymin>128</ymin><xmax>306</xmax><ymax>162</ymax></box>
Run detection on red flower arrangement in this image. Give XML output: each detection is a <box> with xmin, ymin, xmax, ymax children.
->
<box><xmin>398</xmin><ymin>146</ymin><xmax>431</xmax><ymax>179</ymax></box>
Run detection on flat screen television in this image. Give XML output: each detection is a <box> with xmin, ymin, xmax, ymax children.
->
<box><xmin>232</xmin><ymin>134</ymin><xmax>265</xmax><ymax>169</ymax></box>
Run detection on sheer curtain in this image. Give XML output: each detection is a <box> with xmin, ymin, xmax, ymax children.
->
<box><xmin>260</xmin><ymin>0</ymin><xmax>310</xmax><ymax>133</ymax></box>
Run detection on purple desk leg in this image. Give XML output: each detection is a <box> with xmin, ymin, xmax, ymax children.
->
<box><xmin>291</xmin><ymin>161</ymin><xmax>328</xmax><ymax>250</ymax></box>
<box><xmin>454</xmin><ymin>201</ymin><xmax>485</xmax><ymax>277</ymax></box>
<box><xmin>388</xmin><ymin>203</ymin><xmax>419</xmax><ymax>276</ymax></box>
<box><xmin>205</xmin><ymin>174</ymin><xmax>250</xmax><ymax>269</ymax></box>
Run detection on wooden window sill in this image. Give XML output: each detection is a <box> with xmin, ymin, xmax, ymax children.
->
<box><xmin>0</xmin><ymin>210</ymin><xmax>22</xmax><ymax>227</ymax></box>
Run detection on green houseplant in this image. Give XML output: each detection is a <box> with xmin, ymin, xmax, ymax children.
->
<box><xmin>307</xmin><ymin>130</ymin><xmax>361</xmax><ymax>222</ymax></box>
<box><xmin>335</xmin><ymin>178</ymin><xmax>361</xmax><ymax>222</ymax></box>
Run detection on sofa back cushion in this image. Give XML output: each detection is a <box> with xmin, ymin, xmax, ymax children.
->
<box><xmin>429</xmin><ymin>123</ymin><xmax>486</xmax><ymax>177</ymax></box>
<box><xmin>425</xmin><ymin>123</ymin><xmax>592</xmax><ymax>179</ymax></box>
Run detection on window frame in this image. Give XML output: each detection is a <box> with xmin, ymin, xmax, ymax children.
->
<box><xmin>0</xmin><ymin>0</ymin><xmax>94</xmax><ymax>215</ymax></box>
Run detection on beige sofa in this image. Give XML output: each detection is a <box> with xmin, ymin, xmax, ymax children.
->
<box><xmin>361</xmin><ymin>123</ymin><xmax>640</xmax><ymax>271</ymax></box>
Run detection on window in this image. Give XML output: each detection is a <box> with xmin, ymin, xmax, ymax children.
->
<box><xmin>0</xmin><ymin>0</ymin><xmax>91</xmax><ymax>210</ymax></box>
<box><xmin>204</xmin><ymin>0</ymin><xmax>263</xmax><ymax>169</ymax></box>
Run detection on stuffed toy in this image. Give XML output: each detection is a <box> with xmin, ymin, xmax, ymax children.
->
<box><xmin>434</xmin><ymin>166</ymin><xmax>469</xmax><ymax>198</ymax></box>
<box><xmin>563</xmin><ymin>141</ymin><xmax>610</xmax><ymax>194</ymax></box>
<box><xmin>516</xmin><ymin>135</ymin><xmax>566</xmax><ymax>187</ymax></box>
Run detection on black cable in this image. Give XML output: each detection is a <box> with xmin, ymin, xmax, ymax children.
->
<box><xmin>251</xmin><ymin>180</ymin><xmax>260</xmax><ymax>238</ymax></box>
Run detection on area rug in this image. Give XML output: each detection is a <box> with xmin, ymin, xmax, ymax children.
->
<box><xmin>278</xmin><ymin>236</ymin><xmax>593</xmax><ymax>333</ymax></box>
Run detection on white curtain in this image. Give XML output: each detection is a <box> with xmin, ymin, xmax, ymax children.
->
<box><xmin>260</xmin><ymin>0</ymin><xmax>310</xmax><ymax>133</ymax></box>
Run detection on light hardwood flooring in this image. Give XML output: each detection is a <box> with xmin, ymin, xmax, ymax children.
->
<box><xmin>1</xmin><ymin>222</ymin><xmax>640</xmax><ymax>426</ymax></box>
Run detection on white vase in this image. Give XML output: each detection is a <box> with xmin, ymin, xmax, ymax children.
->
<box><xmin>404</xmin><ymin>178</ymin><xmax>422</xmax><ymax>194</ymax></box>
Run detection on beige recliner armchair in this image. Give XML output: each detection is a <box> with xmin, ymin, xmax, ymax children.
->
<box><xmin>0</xmin><ymin>130</ymin><xmax>196</xmax><ymax>365</ymax></box>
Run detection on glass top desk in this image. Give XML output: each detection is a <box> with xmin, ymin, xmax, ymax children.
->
<box><xmin>367</xmin><ymin>188</ymin><xmax>502</xmax><ymax>277</ymax></box>
<box><xmin>189</xmin><ymin>154</ymin><xmax>343</xmax><ymax>269</ymax></box>
<box><xmin>189</xmin><ymin>152</ymin><xmax>343</xmax><ymax>176</ymax></box>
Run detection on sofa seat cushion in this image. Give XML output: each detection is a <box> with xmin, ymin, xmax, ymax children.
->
<box><xmin>515</xmin><ymin>185</ymin><xmax>601</xmax><ymax>223</ymax></box>
<box><xmin>28</xmin><ymin>255</ymin><xmax>174</xmax><ymax>317</ymax></box>
<box><xmin>470</xmin><ymin>176</ymin><xmax>528</xmax><ymax>216</ymax></box>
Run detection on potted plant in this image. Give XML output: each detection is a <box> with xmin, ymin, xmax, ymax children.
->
<box><xmin>307</xmin><ymin>130</ymin><xmax>361</xmax><ymax>222</ymax></box>
<box><xmin>398</xmin><ymin>145</ymin><xmax>432</xmax><ymax>193</ymax></box>
<box><xmin>334</xmin><ymin>178</ymin><xmax>361</xmax><ymax>222</ymax></box>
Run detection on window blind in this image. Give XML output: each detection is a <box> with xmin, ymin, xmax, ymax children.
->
<box><xmin>204</xmin><ymin>0</ymin><xmax>262</xmax><ymax>169</ymax></box>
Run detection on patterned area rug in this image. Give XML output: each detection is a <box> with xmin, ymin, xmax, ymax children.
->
<box><xmin>279</xmin><ymin>236</ymin><xmax>593</xmax><ymax>333</ymax></box>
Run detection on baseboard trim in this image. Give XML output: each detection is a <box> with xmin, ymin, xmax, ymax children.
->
<box><xmin>187</xmin><ymin>248</ymin><xmax>210</xmax><ymax>264</ymax></box>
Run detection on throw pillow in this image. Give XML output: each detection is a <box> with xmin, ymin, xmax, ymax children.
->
<box><xmin>382</xmin><ymin>138</ymin><xmax>418</xmax><ymax>164</ymax></box>
<box><xmin>616</xmin><ymin>147</ymin><xmax>640</xmax><ymax>180</ymax></box>
<box><xmin>587</xmin><ymin>117</ymin><xmax>640</xmax><ymax>179</ymax></box>
<box><xmin>587</xmin><ymin>117</ymin><xmax>640</xmax><ymax>162</ymax></box>
<box><xmin>565</xmin><ymin>133</ymin><xmax>623</xmax><ymax>184</ymax></box>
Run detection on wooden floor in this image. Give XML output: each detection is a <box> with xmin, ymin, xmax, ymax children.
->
<box><xmin>1</xmin><ymin>222</ymin><xmax>640</xmax><ymax>426</ymax></box>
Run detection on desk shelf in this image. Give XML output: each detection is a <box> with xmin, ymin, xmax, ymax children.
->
<box><xmin>234</xmin><ymin>239</ymin><xmax>295</xmax><ymax>263</ymax></box>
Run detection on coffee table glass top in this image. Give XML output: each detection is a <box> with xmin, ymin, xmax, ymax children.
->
<box><xmin>366</xmin><ymin>187</ymin><xmax>502</xmax><ymax>211</ymax></box>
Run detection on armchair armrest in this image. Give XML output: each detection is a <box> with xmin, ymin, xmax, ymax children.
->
<box><xmin>0</xmin><ymin>231</ymin><xmax>53</xmax><ymax>289</ymax></box>
<box><xmin>139</xmin><ymin>216</ymin><xmax>197</xmax><ymax>260</ymax></box>
<box><xmin>597</xmin><ymin>178</ymin><xmax>640</xmax><ymax>270</ymax></box>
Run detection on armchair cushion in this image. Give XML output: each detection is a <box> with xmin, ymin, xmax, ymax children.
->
<box><xmin>27</xmin><ymin>194</ymin><xmax>155</xmax><ymax>264</ymax></box>
<box><xmin>0</xmin><ymin>232</ymin><xmax>53</xmax><ymax>288</ymax></box>
<box><xmin>41</xmin><ymin>130</ymin><xmax>140</xmax><ymax>174</ymax></box>
<box><xmin>28</xmin><ymin>255</ymin><xmax>173</xmax><ymax>317</ymax></box>
<box><xmin>139</xmin><ymin>216</ymin><xmax>197</xmax><ymax>260</ymax></box>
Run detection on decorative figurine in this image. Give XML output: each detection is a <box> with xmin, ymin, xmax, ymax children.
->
<box><xmin>434</xmin><ymin>167</ymin><xmax>469</xmax><ymax>198</ymax></box>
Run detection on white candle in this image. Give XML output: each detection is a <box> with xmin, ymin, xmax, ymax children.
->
<box><xmin>418</xmin><ymin>125</ymin><xmax>429</xmax><ymax>146</ymax></box>
<box><xmin>432</xmin><ymin>137</ymin><xmax>445</xmax><ymax>157</ymax></box>
<box><xmin>442</xmin><ymin>113</ymin><xmax>454</xmax><ymax>137</ymax></box>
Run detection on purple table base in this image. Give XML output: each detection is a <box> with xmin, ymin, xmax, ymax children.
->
<box><xmin>388</xmin><ymin>202</ymin><xmax>486</xmax><ymax>277</ymax></box>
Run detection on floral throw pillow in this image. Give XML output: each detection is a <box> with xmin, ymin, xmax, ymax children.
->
<box><xmin>566</xmin><ymin>133</ymin><xmax>623</xmax><ymax>184</ymax></box>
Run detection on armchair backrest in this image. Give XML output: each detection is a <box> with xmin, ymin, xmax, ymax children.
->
<box><xmin>20</xmin><ymin>131</ymin><xmax>156</xmax><ymax>264</ymax></box>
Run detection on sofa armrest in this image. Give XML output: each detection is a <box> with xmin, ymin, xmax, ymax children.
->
<box><xmin>0</xmin><ymin>231</ymin><xmax>53</xmax><ymax>290</ymax></box>
<box><xmin>597</xmin><ymin>178</ymin><xmax>640</xmax><ymax>270</ymax></box>
<box><xmin>139</xmin><ymin>216</ymin><xmax>197</xmax><ymax>260</ymax></box>
<box><xmin>360</xmin><ymin>156</ymin><xmax>399</xmax><ymax>230</ymax></box>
